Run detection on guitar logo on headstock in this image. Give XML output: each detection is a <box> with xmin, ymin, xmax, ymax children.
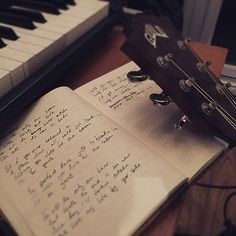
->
<box><xmin>144</xmin><ymin>23</ymin><xmax>169</xmax><ymax>48</ymax></box>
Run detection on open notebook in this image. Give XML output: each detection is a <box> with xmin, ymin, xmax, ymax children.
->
<box><xmin>0</xmin><ymin>62</ymin><xmax>227</xmax><ymax>236</ymax></box>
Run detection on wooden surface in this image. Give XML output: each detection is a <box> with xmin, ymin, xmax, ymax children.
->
<box><xmin>175</xmin><ymin>148</ymin><xmax>236</xmax><ymax>235</ymax></box>
<box><xmin>55</xmin><ymin>26</ymin><xmax>130</xmax><ymax>89</ymax></box>
<box><xmin>55</xmin><ymin>26</ymin><xmax>236</xmax><ymax>236</ymax></box>
<box><xmin>190</xmin><ymin>41</ymin><xmax>228</xmax><ymax>79</ymax></box>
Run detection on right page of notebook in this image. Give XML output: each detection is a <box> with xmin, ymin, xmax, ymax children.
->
<box><xmin>76</xmin><ymin>62</ymin><xmax>227</xmax><ymax>179</ymax></box>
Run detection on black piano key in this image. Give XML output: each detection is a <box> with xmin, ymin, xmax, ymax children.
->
<box><xmin>0</xmin><ymin>25</ymin><xmax>19</xmax><ymax>40</ymax></box>
<box><xmin>0</xmin><ymin>0</ymin><xmax>9</xmax><ymax>9</ymax></box>
<box><xmin>39</xmin><ymin>0</ymin><xmax>68</xmax><ymax>10</ymax></box>
<box><xmin>7</xmin><ymin>7</ymin><xmax>47</xmax><ymax>23</ymax></box>
<box><xmin>0</xmin><ymin>13</ymin><xmax>36</xmax><ymax>30</ymax></box>
<box><xmin>12</xmin><ymin>0</ymin><xmax>60</xmax><ymax>15</ymax></box>
<box><xmin>0</xmin><ymin>38</ymin><xmax>6</xmax><ymax>48</ymax></box>
<box><xmin>63</xmin><ymin>0</ymin><xmax>76</xmax><ymax>6</ymax></box>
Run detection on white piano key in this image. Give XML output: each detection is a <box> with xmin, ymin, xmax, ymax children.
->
<box><xmin>0</xmin><ymin>0</ymin><xmax>109</xmax><ymax>98</ymax></box>
<box><xmin>35</xmin><ymin>22</ymin><xmax>68</xmax><ymax>35</ymax></box>
<box><xmin>42</xmin><ymin>12</ymin><xmax>80</xmax><ymax>24</ymax></box>
<box><xmin>2</xmin><ymin>38</ymin><xmax>43</xmax><ymax>54</ymax></box>
<box><xmin>40</xmin><ymin>1</ymin><xmax>109</xmax><ymax>45</ymax></box>
<box><xmin>0</xmin><ymin>47</ymin><xmax>37</xmax><ymax>77</ymax></box>
<box><xmin>0</xmin><ymin>23</ymin><xmax>66</xmax><ymax>66</ymax></box>
<box><xmin>6</xmin><ymin>25</ymin><xmax>63</xmax><ymax>42</ymax></box>
<box><xmin>0</xmin><ymin>69</ymin><xmax>13</xmax><ymax>97</ymax></box>
<box><xmin>64</xmin><ymin>3</ymin><xmax>108</xmax><ymax>19</ymax></box>
<box><xmin>0</xmin><ymin>23</ymin><xmax>65</xmax><ymax>46</ymax></box>
<box><xmin>2</xmin><ymin>0</ymin><xmax>109</xmax><ymax>51</ymax></box>
<box><xmin>74</xmin><ymin>0</ymin><xmax>108</xmax><ymax>7</ymax></box>
<box><xmin>0</xmin><ymin>25</ymin><xmax>65</xmax><ymax>79</ymax></box>
<box><xmin>0</xmin><ymin>57</ymin><xmax>25</xmax><ymax>87</ymax></box>
<box><xmin>2</xmin><ymin>39</ymin><xmax>55</xmax><ymax>75</ymax></box>
<box><xmin>59</xmin><ymin>2</ymin><xmax>109</xmax><ymax>44</ymax></box>
<box><xmin>41</xmin><ymin>12</ymin><xmax>84</xmax><ymax>45</ymax></box>
<box><xmin>10</xmin><ymin>33</ymin><xmax>55</xmax><ymax>62</ymax></box>
<box><xmin>17</xmin><ymin>34</ymin><xmax>56</xmax><ymax>63</ymax></box>
<box><xmin>6</xmin><ymin>30</ymin><xmax>53</xmax><ymax>48</ymax></box>
<box><xmin>63</xmin><ymin>2</ymin><xmax>109</xmax><ymax>34</ymax></box>
<box><xmin>0</xmin><ymin>24</ymin><xmax>52</xmax><ymax>43</ymax></box>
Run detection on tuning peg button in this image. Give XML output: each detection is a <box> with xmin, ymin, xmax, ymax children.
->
<box><xmin>149</xmin><ymin>93</ymin><xmax>171</xmax><ymax>105</ymax></box>
<box><xmin>174</xmin><ymin>115</ymin><xmax>191</xmax><ymax>130</ymax></box>
<box><xmin>127</xmin><ymin>69</ymin><xmax>147</xmax><ymax>82</ymax></box>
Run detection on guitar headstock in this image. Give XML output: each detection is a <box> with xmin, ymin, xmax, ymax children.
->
<box><xmin>121</xmin><ymin>14</ymin><xmax>236</xmax><ymax>145</ymax></box>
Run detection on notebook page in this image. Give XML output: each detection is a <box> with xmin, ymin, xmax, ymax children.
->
<box><xmin>0</xmin><ymin>87</ymin><xmax>185</xmax><ymax>236</ymax></box>
<box><xmin>76</xmin><ymin>62</ymin><xmax>226</xmax><ymax>179</ymax></box>
<box><xmin>0</xmin><ymin>193</ymin><xmax>33</xmax><ymax>236</ymax></box>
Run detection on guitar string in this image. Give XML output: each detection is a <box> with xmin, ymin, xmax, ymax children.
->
<box><xmin>217</xmin><ymin>108</ymin><xmax>236</xmax><ymax>128</ymax></box>
<box><xmin>169</xmin><ymin>58</ymin><xmax>236</xmax><ymax>129</ymax></box>
<box><xmin>177</xmin><ymin>44</ymin><xmax>236</xmax><ymax>126</ymax></box>
<box><xmin>194</xmin><ymin>82</ymin><xmax>236</xmax><ymax>129</ymax></box>
<box><xmin>194</xmin><ymin>84</ymin><xmax>236</xmax><ymax>129</ymax></box>
<box><xmin>186</xmin><ymin>43</ymin><xmax>236</xmax><ymax>102</ymax></box>
<box><xmin>168</xmin><ymin>59</ymin><xmax>236</xmax><ymax>129</ymax></box>
<box><xmin>185</xmin><ymin>43</ymin><xmax>236</xmax><ymax>108</ymax></box>
<box><xmin>185</xmin><ymin>43</ymin><xmax>236</xmax><ymax>106</ymax></box>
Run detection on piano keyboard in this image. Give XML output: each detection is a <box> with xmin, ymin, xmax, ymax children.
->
<box><xmin>0</xmin><ymin>0</ymin><xmax>112</xmax><ymax>126</ymax></box>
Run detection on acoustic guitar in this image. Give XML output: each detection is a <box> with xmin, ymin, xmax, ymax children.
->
<box><xmin>121</xmin><ymin>14</ymin><xmax>236</xmax><ymax>145</ymax></box>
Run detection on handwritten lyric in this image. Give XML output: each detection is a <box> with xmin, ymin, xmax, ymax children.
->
<box><xmin>39</xmin><ymin>151</ymin><xmax>142</xmax><ymax>236</ymax></box>
<box><xmin>86</xmin><ymin>70</ymin><xmax>153</xmax><ymax>111</ymax></box>
<box><xmin>0</xmin><ymin>90</ymin><xmax>145</xmax><ymax>235</ymax></box>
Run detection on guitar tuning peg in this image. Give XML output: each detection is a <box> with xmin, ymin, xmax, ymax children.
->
<box><xmin>185</xmin><ymin>37</ymin><xmax>191</xmax><ymax>43</ymax></box>
<box><xmin>177</xmin><ymin>37</ymin><xmax>191</xmax><ymax>50</ymax></box>
<box><xmin>216</xmin><ymin>82</ymin><xmax>233</xmax><ymax>95</ymax></box>
<box><xmin>224</xmin><ymin>82</ymin><xmax>232</xmax><ymax>88</ymax></box>
<box><xmin>179</xmin><ymin>77</ymin><xmax>195</xmax><ymax>92</ymax></box>
<box><xmin>149</xmin><ymin>92</ymin><xmax>171</xmax><ymax>105</ymax></box>
<box><xmin>157</xmin><ymin>53</ymin><xmax>173</xmax><ymax>68</ymax></box>
<box><xmin>127</xmin><ymin>69</ymin><xmax>148</xmax><ymax>82</ymax></box>
<box><xmin>201</xmin><ymin>101</ymin><xmax>217</xmax><ymax>115</ymax></box>
<box><xmin>219</xmin><ymin>77</ymin><xmax>236</xmax><ymax>95</ymax></box>
<box><xmin>174</xmin><ymin>115</ymin><xmax>191</xmax><ymax>130</ymax></box>
<box><xmin>197</xmin><ymin>60</ymin><xmax>212</xmax><ymax>72</ymax></box>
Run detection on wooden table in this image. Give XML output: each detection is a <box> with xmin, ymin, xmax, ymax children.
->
<box><xmin>54</xmin><ymin>26</ymin><xmax>236</xmax><ymax>236</ymax></box>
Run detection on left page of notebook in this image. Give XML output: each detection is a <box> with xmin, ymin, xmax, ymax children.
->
<box><xmin>0</xmin><ymin>86</ymin><xmax>185</xmax><ymax>236</ymax></box>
